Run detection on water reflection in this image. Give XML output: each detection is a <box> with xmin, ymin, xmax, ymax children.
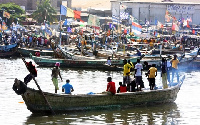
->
<box><xmin>25</xmin><ymin>103</ymin><xmax>180</xmax><ymax>125</ymax></box>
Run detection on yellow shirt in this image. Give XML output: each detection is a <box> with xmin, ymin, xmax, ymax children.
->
<box><xmin>171</xmin><ymin>59</ymin><xmax>179</xmax><ymax>69</ymax></box>
<box><xmin>148</xmin><ymin>67</ymin><xmax>157</xmax><ymax>78</ymax></box>
<box><xmin>123</xmin><ymin>63</ymin><xmax>131</xmax><ymax>76</ymax></box>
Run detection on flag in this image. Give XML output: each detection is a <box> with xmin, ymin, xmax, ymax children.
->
<box><xmin>60</xmin><ymin>5</ymin><xmax>67</xmax><ymax>16</ymax></box>
<box><xmin>63</xmin><ymin>19</ymin><xmax>67</xmax><ymax>26</ymax></box>
<box><xmin>120</xmin><ymin>12</ymin><xmax>129</xmax><ymax>20</ymax></box>
<box><xmin>112</xmin><ymin>15</ymin><xmax>121</xmax><ymax>23</ymax></box>
<box><xmin>3</xmin><ymin>11</ymin><xmax>10</xmax><ymax>19</ymax></box>
<box><xmin>157</xmin><ymin>21</ymin><xmax>164</xmax><ymax>29</ymax></box>
<box><xmin>165</xmin><ymin>10</ymin><xmax>171</xmax><ymax>22</ymax></box>
<box><xmin>74</xmin><ymin>10</ymin><xmax>81</xmax><ymax>19</ymax></box>
<box><xmin>67</xmin><ymin>7</ymin><xmax>74</xmax><ymax>17</ymax></box>
<box><xmin>187</xmin><ymin>20</ymin><xmax>190</xmax><ymax>28</ymax></box>
<box><xmin>2</xmin><ymin>20</ymin><xmax>7</xmax><ymax>31</ymax></box>
<box><xmin>172</xmin><ymin>23</ymin><xmax>179</xmax><ymax>31</ymax></box>
<box><xmin>87</xmin><ymin>14</ymin><xmax>100</xmax><ymax>27</ymax></box>
<box><xmin>45</xmin><ymin>22</ymin><xmax>52</xmax><ymax>36</ymax></box>
<box><xmin>132</xmin><ymin>21</ymin><xmax>142</xmax><ymax>35</ymax></box>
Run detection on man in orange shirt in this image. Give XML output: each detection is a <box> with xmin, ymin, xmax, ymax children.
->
<box><xmin>170</xmin><ymin>54</ymin><xmax>179</xmax><ymax>83</ymax></box>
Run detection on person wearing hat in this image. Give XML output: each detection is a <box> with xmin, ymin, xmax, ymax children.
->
<box><xmin>62</xmin><ymin>79</ymin><xmax>74</xmax><ymax>94</ymax></box>
<box><xmin>51</xmin><ymin>62</ymin><xmax>63</xmax><ymax>93</ymax></box>
<box><xmin>170</xmin><ymin>54</ymin><xmax>179</xmax><ymax>84</ymax></box>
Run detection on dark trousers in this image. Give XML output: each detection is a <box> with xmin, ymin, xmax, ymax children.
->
<box><xmin>24</xmin><ymin>74</ymin><xmax>34</xmax><ymax>85</ymax></box>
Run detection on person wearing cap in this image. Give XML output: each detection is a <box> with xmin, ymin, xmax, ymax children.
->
<box><xmin>51</xmin><ymin>62</ymin><xmax>63</xmax><ymax>93</ymax></box>
<box><xmin>62</xmin><ymin>79</ymin><xmax>74</xmax><ymax>94</ymax></box>
<box><xmin>170</xmin><ymin>54</ymin><xmax>179</xmax><ymax>83</ymax></box>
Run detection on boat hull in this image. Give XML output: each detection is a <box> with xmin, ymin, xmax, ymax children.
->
<box><xmin>18</xmin><ymin>47</ymin><xmax>53</xmax><ymax>57</ymax></box>
<box><xmin>31</xmin><ymin>55</ymin><xmax>137</xmax><ymax>70</ymax></box>
<box><xmin>0</xmin><ymin>43</ymin><xmax>19</xmax><ymax>58</ymax></box>
<box><xmin>21</xmin><ymin>77</ymin><xmax>184</xmax><ymax>114</ymax></box>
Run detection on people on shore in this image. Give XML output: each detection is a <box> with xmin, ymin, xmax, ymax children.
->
<box><xmin>106</xmin><ymin>77</ymin><xmax>116</xmax><ymax>95</ymax></box>
<box><xmin>24</xmin><ymin>60</ymin><xmax>37</xmax><ymax>85</ymax></box>
<box><xmin>62</xmin><ymin>79</ymin><xmax>74</xmax><ymax>94</ymax></box>
<box><xmin>147</xmin><ymin>64</ymin><xmax>157</xmax><ymax>90</ymax></box>
<box><xmin>161</xmin><ymin>58</ymin><xmax>168</xmax><ymax>89</ymax></box>
<box><xmin>51</xmin><ymin>62</ymin><xmax>63</xmax><ymax>93</ymax></box>
<box><xmin>134</xmin><ymin>59</ymin><xmax>143</xmax><ymax>91</ymax></box>
<box><xmin>170</xmin><ymin>54</ymin><xmax>179</xmax><ymax>83</ymax></box>
<box><xmin>117</xmin><ymin>82</ymin><xmax>127</xmax><ymax>93</ymax></box>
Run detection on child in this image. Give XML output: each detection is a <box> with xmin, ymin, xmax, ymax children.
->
<box><xmin>117</xmin><ymin>82</ymin><xmax>127</xmax><ymax>93</ymax></box>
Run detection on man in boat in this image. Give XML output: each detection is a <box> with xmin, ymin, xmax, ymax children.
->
<box><xmin>106</xmin><ymin>77</ymin><xmax>116</xmax><ymax>95</ymax></box>
<box><xmin>24</xmin><ymin>61</ymin><xmax>37</xmax><ymax>85</ymax></box>
<box><xmin>147</xmin><ymin>64</ymin><xmax>157</xmax><ymax>90</ymax></box>
<box><xmin>123</xmin><ymin>59</ymin><xmax>131</xmax><ymax>90</ymax></box>
<box><xmin>134</xmin><ymin>59</ymin><xmax>143</xmax><ymax>91</ymax></box>
<box><xmin>62</xmin><ymin>79</ymin><xmax>74</xmax><ymax>94</ymax></box>
<box><xmin>51</xmin><ymin>62</ymin><xmax>63</xmax><ymax>93</ymax></box>
<box><xmin>161</xmin><ymin>58</ymin><xmax>168</xmax><ymax>89</ymax></box>
<box><xmin>170</xmin><ymin>54</ymin><xmax>179</xmax><ymax>83</ymax></box>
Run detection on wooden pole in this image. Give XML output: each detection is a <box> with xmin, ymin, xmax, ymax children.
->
<box><xmin>19</xmin><ymin>52</ymin><xmax>55</xmax><ymax>115</ymax></box>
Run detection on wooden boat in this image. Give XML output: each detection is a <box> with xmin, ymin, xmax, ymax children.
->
<box><xmin>21</xmin><ymin>75</ymin><xmax>185</xmax><ymax>114</ymax></box>
<box><xmin>18</xmin><ymin>47</ymin><xmax>54</xmax><ymax>57</ymax></box>
<box><xmin>30</xmin><ymin>53</ymin><xmax>139</xmax><ymax>70</ymax></box>
<box><xmin>0</xmin><ymin>43</ymin><xmax>19</xmax><ymax>58</ymax></box>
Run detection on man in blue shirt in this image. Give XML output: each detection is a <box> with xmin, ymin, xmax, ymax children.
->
<box><xmin>62</xmin><ymin>79</ymin><xmax>74</xmax><ymax>94</ymax></box>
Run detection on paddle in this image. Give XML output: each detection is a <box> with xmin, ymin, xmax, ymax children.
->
<box><xmin>19</xmin><ymin>52</ymin><xmax>55</xmax><ymax>115</ymax></box>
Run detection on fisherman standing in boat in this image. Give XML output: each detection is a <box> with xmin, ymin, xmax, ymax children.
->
<box><xmin>24</xmin><ymin>60</ymin><xmax>37</xmax><ymax>85</ymax></box>
<box><xmin>147</xmin><ymin>64</ymin><xmax>157</xmax><ymax>90</ymax></box>
<box><xmin>123</xmin><ymin>59</ymin><xmax>131</xmax><ymax>89</ymax></box>
<box><xmin>134</xmin><ymin>59</ymin><xmax>143</xmax><ymax>91</ymax></box>
<box><xmin>51</xmin><ymin>62</ymin><xmax>63</xmax><ymax>93</ymax></box>
<box><xmin>161</xmin><ymin>58</ymin><xmax>168</xmax><ymax>89</ymax></box>
<box><xmin>170</xmin><ymin>54</ymin><xmax>179</xmax><ymax>84</ymax></box>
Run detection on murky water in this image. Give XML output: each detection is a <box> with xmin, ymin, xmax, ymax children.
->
<box><xmin>0</xmin><ymin>58</ymin><xmax>200</xmax><ymax>125</ymax></box>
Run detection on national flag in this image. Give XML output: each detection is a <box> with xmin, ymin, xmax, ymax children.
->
<box><xmin>74</xmin><ymin>10</ymin><xmax>81</xmax><ymax>19</ymax></box>
<box><xmin>60</xmin><ymin>5</ymin><xmax>67</xmax><ymax>16</ymax></box>
<box><xmin>172</xmin><ymin>23</ymin><xmax>179</xmax><ymax>31</ymax></box>
<box><xmin>3</xmin><ymin>11</ymin><xmax>10</xmax><ymax>19</ymax></box>
<box><xmin>132</xmin><ymin>21</ymin><xmax>142</xmax><ymax>35</ymax></box>
<box><xmin>183</xmin><ymin>19</ymin><xmax>187</xmax><ymax>27</ymax></box>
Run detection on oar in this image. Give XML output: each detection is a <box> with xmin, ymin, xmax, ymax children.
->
<box><xmin>19</xmin><ymin>51</ymin><xmax>55</xmax><ymax>115</ymax></box>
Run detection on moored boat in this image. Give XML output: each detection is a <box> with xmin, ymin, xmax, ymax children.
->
<box><xmin>20</xmin><ymin>75</ymin><xmax>185</xmax><ymax>114</ymax></box>
<box><xmin>0</xmin><ymin>43</ymin><xmax>19</xmax><ymax>58</ymax></box>
<box><xmin>18</xmin><ymin>47</ymin><xmax>54</xmax><ymax>57</ymax></box>
<box><xmin>30</xmin><ymin>54</ymin><xmax>139</xmax><ymax>70</ymax></box>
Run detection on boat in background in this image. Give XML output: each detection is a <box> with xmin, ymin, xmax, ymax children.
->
<box><xmin>18</xmin><ymin>47</ymin><xmax>54</xmax><ymax>57</ymax></box>
<box><xmin>0</xmin><ymin>43</ymin><xmax>19</xmax><ymax>58</ymax></box>
<box><xmin>30</xmin><ymin>53</ymin><xmax>139</xmax><ymax>70</ymax></box>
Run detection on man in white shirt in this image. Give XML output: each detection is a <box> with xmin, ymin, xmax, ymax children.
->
<box><xmin>134</xmin><ymin>59</ymin><xmax>143</xmax><ymax>91</ymax></box>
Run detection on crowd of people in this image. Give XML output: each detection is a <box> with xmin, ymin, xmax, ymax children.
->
<box><xmin>105</xmin><ymin>54</ymin><xmax>180</xmax><ymax>95</ymax></box>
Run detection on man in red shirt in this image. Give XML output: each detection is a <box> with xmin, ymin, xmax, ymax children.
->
<box><xmin>106</xmin><ymin>77</ymin><xmax>116</xmax><ymax>95</ymax></box>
